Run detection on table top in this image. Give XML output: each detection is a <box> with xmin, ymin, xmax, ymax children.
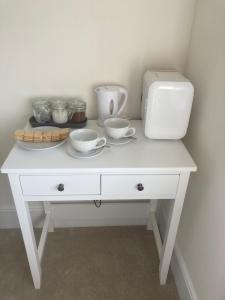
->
<box><xmin>1</xmin><ymin>120</ymin><xmax>197</xmax><ymax>174</ymax></box>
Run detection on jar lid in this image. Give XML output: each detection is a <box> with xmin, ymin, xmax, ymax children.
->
<box><xmin>51</xmin><ymin>100</ymin><xmax>67</xmax><ymax>109</ymax></box>
<box><xmin>74</xmin><ymin>107</ymin><xmax>86</xmax><ymax>112</ymax></box>
<box><xmin>32</xmin><ymin>99</ymin><xmax>51</xmax><ymax>108</ymax></box>
<box><xmin>68</xmin><ymin>99</ymin><xmax>86</xmax><ymax>110</ymax></box>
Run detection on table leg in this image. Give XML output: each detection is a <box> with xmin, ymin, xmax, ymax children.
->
<box><xmin>8</xmin><ymin>175</ymin><xmax>42</xmax><ymax>289</ymax></box>
<box><xmin>146</xmin><ymin>200</ymin><xmax>158</xmax><ymax>230</ymax></box>
<box><xmin>159</xmin><ymin>172</ymin><xmax>190</xmax><ymax>284</ymax></box>
<box><xmin>43</xmin><ymin>202</ymin><xmax>54</xmax><ymax>232</ymax></box>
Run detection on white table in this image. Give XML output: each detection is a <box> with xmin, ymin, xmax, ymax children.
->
<box><xmin>1</xmin><ymin>120</ymin><xmax>196</xmax><ymax>289</ymax></box>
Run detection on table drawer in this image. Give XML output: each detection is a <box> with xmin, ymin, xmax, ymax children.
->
<box><xmin>101</xmin><ymin>174</ymin><xmax>179</xmax><ymax>198</ymax></box>
<box><xmin>20</xmin><ymin>175</ymin><xmax>100</xmax><ymax>196</ymax></box>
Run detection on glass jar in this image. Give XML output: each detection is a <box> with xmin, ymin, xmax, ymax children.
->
<box><xmin>32</xmin><ymin>99</ymin><xmax>51</xmax><ymax>123</ymax></box>
<box><xmin>68</xmin><ymin>99</ymin><xmax>86</xmax><ymax>123</ymax></box>
<box><xmin>51</xmin><ymin>100</ymin><xmax>70</xmax><ymax>124</ymax></box>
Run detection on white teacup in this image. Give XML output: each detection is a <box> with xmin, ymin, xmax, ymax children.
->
<box><xmin>104</xmin><ymin>118</ymin><xmax>136</xmax><ymax>139</ymax></box>
<box><xmin>69</xmin><ymin>129</ymin><xmax>106</xmax><ymax>153</ymax></box>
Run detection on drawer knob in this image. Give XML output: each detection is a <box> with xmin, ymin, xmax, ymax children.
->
<box><xmin>57</xmin><ymin>184</ymin><xmax>64</xmax><ymax>192</ymax></box>
<box><xmin>137</xmin><ymin>183</ymin><xmax>144</xmax><ymax>191</ymax></box>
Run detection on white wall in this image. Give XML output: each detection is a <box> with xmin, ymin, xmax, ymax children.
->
<box><xmin>177</xmin><ymin>0</ymin><xmax>225</xmax><ymax>299</ymax></box>
<box><xmin>0</xmin><ymin>0</ymin><xmax>196</xmax><ymax>211</ymax></box>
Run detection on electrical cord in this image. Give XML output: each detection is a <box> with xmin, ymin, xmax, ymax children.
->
<box><xmin>94</xmin><ymin>200</ymin><xmax>102</xmax><ymax>208</ymax></box>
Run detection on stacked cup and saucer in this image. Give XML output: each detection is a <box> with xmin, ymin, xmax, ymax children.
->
<box><xmin>67</xmin><ymin>129</ymin><xmax>107</xmax><ymax>159</ymax></box>
<box><xmin>104</xmin><ymin>118</ymin><xmax>136</xmax><ymax>145</ymax></box>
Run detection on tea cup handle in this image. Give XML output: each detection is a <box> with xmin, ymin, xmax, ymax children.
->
<box><xmin>124</xmin><ymin>127</ymin><xmax>136</xmax><ymax>138</ymax></box>
<box><xmin>94</xmin><ymin>137</ymin><xmax>107</xmax><ymax>149</ymax></box>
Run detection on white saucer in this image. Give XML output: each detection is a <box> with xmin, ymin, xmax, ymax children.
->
<box><xmin>67</xmin><ymin>143</ymin><xmax>104</xmax><ymax>159</ymax></box>
<box><xmin>106</xmin><ymin>136</ymin><xmax>135</xmax><ymax>145</ymax></box>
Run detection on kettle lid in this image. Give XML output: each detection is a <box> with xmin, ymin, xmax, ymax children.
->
<box><xmin>95</xmin><ymin>85</ymin><xmax>121</xmax><ymax>93</ymax></box>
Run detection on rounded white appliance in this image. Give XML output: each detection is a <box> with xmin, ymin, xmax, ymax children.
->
<box><xmin>141</xmin><ymin>70</ymin><xmax>194</xmax><ymax>139</ymax></box>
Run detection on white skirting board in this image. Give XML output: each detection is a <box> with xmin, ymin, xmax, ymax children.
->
<box><xmin>0</xmin><ymin>201</ymin><xmax>150</xmax><ymax>229</ymax></box>
<box><xmin>0</xmin><ymin>204</ymin><xmax>44</xmax><ymax>228</ymax></box>
<box><xmin>158</xmin><ymin>206</ymin><xmax>199</xmax><ymax>300</ymax></box>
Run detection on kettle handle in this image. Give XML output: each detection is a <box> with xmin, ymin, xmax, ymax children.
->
<box><xmin>117</xmin><ymin>87</ymin><xmax>128</xmax><ymax>115</ymax></box>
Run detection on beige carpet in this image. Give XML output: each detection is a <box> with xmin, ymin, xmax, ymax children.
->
<box><xmin>0</xmin><ymin>227</ymin><xmax>179</xmax><ymax>300</ymax></box>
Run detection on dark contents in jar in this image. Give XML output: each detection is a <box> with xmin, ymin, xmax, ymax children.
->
<box><xmin>71</xmin><ymin>111</ymin><xmax>86</xmax><ymax>123</ymax></box>
<box><xmin>67</xmin><ymin>98</ymin><xmax>86</xmax><ymax>123</ymax></box>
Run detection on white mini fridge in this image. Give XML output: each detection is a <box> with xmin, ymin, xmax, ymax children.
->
<box><xmin>141</xmin><ymin>70</ymin><xmax>194</xmax><ymax>139</ymax></box>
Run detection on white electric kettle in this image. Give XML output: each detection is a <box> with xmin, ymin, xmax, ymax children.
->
<box><xmin>95</xmin><ymin>85</ymin><xmax>128</xmax><ymax>126</ymax></box>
